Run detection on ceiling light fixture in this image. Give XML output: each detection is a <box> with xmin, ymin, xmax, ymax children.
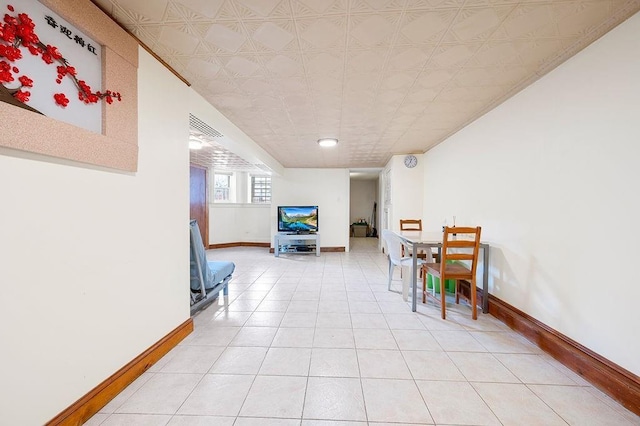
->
<box><xmin>189</xmin><ymin>140</ymin><xmax>203</xmax><ymax>150</ymax></box>
<box><xmin>317</xmin><ymin>138</ymin><xmax>338</xmax><ymax>148</ymax></box>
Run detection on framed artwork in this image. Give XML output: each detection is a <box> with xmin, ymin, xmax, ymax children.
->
<box><xmin>0</xmin><ymin>0</ymin><xmax>139</xmax><ymax>172</ymax></box>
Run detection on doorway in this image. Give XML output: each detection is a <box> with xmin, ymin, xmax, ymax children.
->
<box><xmin>190</xmin><ymin>165</ymin><xmax>208</xmax><ymax>247</ymax></box>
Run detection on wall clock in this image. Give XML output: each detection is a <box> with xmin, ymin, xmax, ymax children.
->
<box><xmin>404</xmin><ymin>154</ymin><xmax>418</xmax><ymax>168</ymax></box>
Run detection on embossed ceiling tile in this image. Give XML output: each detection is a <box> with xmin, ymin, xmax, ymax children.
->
<box><xmin>406</xmin><ymin>87</ymin><xmax>439</xmax><ymax>103</ymax></box>
<box><xmin>174</xmin><ymin>0</ymin><xmax>225</xmax><ymax>19</ymax></box>
<box><xmin>472</xmin><ymin>41</ymin><xmax>521</xmax><ymax>67</ymax></box>
<box><xmin>513</xmin><ymin>39</ymin><xmax>567</xmax><ymax>67</ymax></box>
<box><xmin>350</xmin><ymin>0</ymin><xmax>405</xmax><ymax>13</ymax></box>
<box><xmin>272</xmin><ymin>77</ymin><xmax>308</xmax><ymax>92</ymax></box>
<box><xmin>398</xmin><ymin>102</ymin><xmax>429</xmax><ymax>116</ymax></box>
<box><xmin>389</xmin><ymin>115</ymin><xmax>420</xmax><ymax>127</ymax></box>
<box><xmin>454</xmin><ymin>66</ymin><xmax>524</xmax><ymax>87</ymax></box>
<box><xmin>304</xmin><ymin>51</ymin><xmax>345</xmax><ymax>76</ymax></box>
<box><xmin>449</xmin><ymin>5</ymin><xmax>514</xmax><ymax>41</ymax></box>
<box><xmin>382</xmin><ymin>71</ymin><xmax>419</xmax><ymax>90</ymax></box>
<box><xmin>553</xmin><ymin>1</ymin><xmax>613</xmax><ymax>37</ymax></box>
<box><xmin>222</xmin><ymin>56</ymin><xmax>262</xmax><ymax>77</ymax></box>
<box><xmin>249</xmin><ymin>21</ymin><xmax>297</xmax><ymax>51</ymax></box>
<box><xmin>106</xmin><ymin>3</ymin><xmax>140</xmax><ymax>26</ymax></box>
<box><xmin>350</xmin><ymin>13</ymin><xmax>401</xmax><ymax>47</ymax></box>
<box><xmin>285</xmin><ymin>95</ymin><xmax>315</xmax><ymax>108</ymax></box>
<box><xmin>264</xmin><ymin>53</ymin><xmax>305</xmax><ymax>77</ymax></box>
<box><xmin>204</xmin><ymin>22</ymin><xmax>248</xmax><ymax>52</ymax></box>
<box><xmin>439</xmin><ymin>85</ymin><xmax>504</xmax><ymax>103</ymax></box>
<box><xmin>157</xmin><ymin>24</ymin><xmax>200</xmax><ymax>55</ymax></box>
<box><xmin>500</xmin><ymin>4</ymin><xmax>555</xmax><ymax>39</ymax></box>
<box><xmin>346</xmin><ymin>49</ymin><xmax>390</xmax><ymax>72</ymax></box>
<box><xmin>405</xmin><ymin>0</ymin><xmax>465</xmax><ymax>10</ymax></box>
<box><xmin>344</xmin><ymin>72</ymin><xmax>380</xmax><ymax>91</ymax></box>
<box><xmin>206</xmin><ymin>78</ymin><xmax>240</xmax><ymax>94</ymax></box>
<box><xmin>414</xmin><ymin>68</ymin><xmax>456</xmax><ymax>89</ymax></box>
<box><xmin>377</xmin><ymin>90</ymin><xmax>405</xmax><ymax>105</ymax></box>
<box><xmin>213</xmin><ymin>94</ymin><xmax>254</xmax><ymax>109</ymax></box>
<box><xmin>115</xmin><ymin>0</ymin><xmax>170</xmax><ymax>22</ymax></box>
<box><xmin>128</xmin><ymin>25</ymin><xmax>164</xmax><ymax>46</ymax></box>
<box><xmin>186</xmin><ymin>57</ymin><xmax>222</xmax><ymax>78</ymax></box>
<box><xmin>234</xmin><ymin>0</ymin><xmax>292</xmax><ymax>19</ymax></box>
<box><xmin>251</xmin><ymin>95</ymin><xmax>282</xmax><ymax>108</ymax></box>
<box><xmin>431</xmin><ymin>43</ymin><xmax>482</xmax><ymax>68</ymax></box>
<box><xmin>398</xmin><ymin>9</ymin><xmax>458</xmax><ymax>44</ymax></box>
<box><xmin>308</xmin><ymin>75</ymin><xmax>343</xmax><ymax>92</ymax></box>
<box><xmin>291</xmin><ymin>0</ymin><xmax>348</xmax><ymax>16</ymax></box>
<box><xmin>297</xmin><ymin>17</ymin><xmax>347</xmax><ymax>49</ymax></box>
<box><xmin>238</xmin><ymin>78</ymin><xmax>276</xmax><ymax>93</ymax></box>
<box><xmin>388</xmin><ymin>46</ymin><xmax>432</xmax><ymax>70</ymax></box>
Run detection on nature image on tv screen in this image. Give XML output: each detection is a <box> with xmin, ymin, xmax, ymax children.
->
<box><xmin>279</xmin><ymin>206</ymin><xmax>318</xmax><ymax>232</ymax></box>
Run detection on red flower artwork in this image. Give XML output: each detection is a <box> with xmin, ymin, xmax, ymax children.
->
<box><xmin>0</xmin><ymin>4</ymin><xmax>122</xmax><ymax>108</ymax></box>
<box><xmin>53</xmin><ymin>92</ymin><xmax>68</xmax><ymax>107</ymax></box>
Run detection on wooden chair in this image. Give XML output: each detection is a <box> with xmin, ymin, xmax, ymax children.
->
<box><xmin>421</xmin><ymin>226</ymin><xmax>481</xmax><ymax>320</ymax></box>
<box><xmin>399</xmin><ymin>219</ymin><xmax>422</xmax><ymax>232</ymax></box>
<box><xmin>399</xmin><ymin>219</ymin><xmax>427</xmax><ymax>260</ymax></box>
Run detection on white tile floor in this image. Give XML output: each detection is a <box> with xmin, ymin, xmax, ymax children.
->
<box><xmin>87</xmin><ymin>238</ymin><xmax>640</xmax><ymax>426</ymax></box>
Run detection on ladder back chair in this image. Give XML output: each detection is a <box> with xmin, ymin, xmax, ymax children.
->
<box><xmin>399</xmin><ymin>219</ymin><xmax>428</xmax><ymax>260</ymax></box>
<box><xmin>422</xmin><ymin>226</ymin><xmax>482</xmax><ymax>320</ymax></box>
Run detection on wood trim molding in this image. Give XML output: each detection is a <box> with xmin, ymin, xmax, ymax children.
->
<box><xmin>488</xmin><ymin>294</ymin><xmax>640</xmax><ymax>416</ymax></box>
<box><xmin>46</xmin><ymin>318</ymin><xmax>193</xmax><ymax>425</ymax></box>
<box><xmin>210</xmin><ymin>242</ymin><xmax>270</xmax><ymax>249</ymax></box>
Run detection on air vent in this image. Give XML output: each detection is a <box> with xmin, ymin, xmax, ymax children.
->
<box><xmin>189</xmin><ymin>114</ymin><xmax>223</xmax><ymax>138</ymax></box>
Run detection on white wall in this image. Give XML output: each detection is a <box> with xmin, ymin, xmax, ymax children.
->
<box><xmin>387</xmin><ymin>155</ymin><xmax>425</xmax><ymax>232</ymax></box>
<box><xmin>422</xmin><ymin>13</ymin><xmax>640</xmax><ymax>375</ymax></box>
<box><xmin>209</xmin><ymin>203</ymin><xmax>271</xmax><ymax>244</ymax></box>
<box><xmin>0</xmin><ymin>48</ymin><xmax>191</xmax><ymax>424</ymax></box>
<box><xmin>272</xmin><ymin>168</ymin><xmax>350</xmax><ymax>249</ymax></box>
<box><xmin>350</xmin><ymin>179</ymin><xmax>377</xmax><ymax>225</ymax></box>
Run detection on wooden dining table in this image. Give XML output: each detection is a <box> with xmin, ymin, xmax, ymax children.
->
<box><xmin>397</xmin><ymin>231</ymin><xmax>491</xmax><ymax>314</ymax></box>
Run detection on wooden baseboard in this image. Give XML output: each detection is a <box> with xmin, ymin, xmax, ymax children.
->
<box><xmin>209</xmin><ymin>242</ymin><xmax>270</xmax><ymax>249</ymax></box>
<box><xmin>268</xmin><ymin>246</ymin><xmax>346</xmax><ymax>254</ymax></box>
<box><xmin>488</xmin><ymin>294</ymin><xmax>640</xmax><ymax>416</ymax></box>
<box><xmin>46</xmin><ymin>318</ymin><xmax>194</xmax><ymax>425</ymax></box>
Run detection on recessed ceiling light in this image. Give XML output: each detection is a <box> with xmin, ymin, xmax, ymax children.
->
<box><xmin>317</xmin><ymin>138</ymin><xmax>338</xmax><ymax>147</ymax></box>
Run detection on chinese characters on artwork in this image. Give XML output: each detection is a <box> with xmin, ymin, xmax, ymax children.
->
<box><xmin>44</xmin><ymin>15</ymin><xmax>98</xmax><ymax>56</ymax></box>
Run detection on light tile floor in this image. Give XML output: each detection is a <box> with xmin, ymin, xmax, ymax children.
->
<box><xmin>87</xmin><ymin>238</ymin><xmax>640</xmax><ymax>426</ymax></box>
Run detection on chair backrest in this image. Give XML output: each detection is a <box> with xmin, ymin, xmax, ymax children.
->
<box><xmin>381</xmin><ymin>229</ymin><xmax>407</xmax><ymax>265</ymax></box>
<box><xmin>399</xmin><ymin>219</ymin><xmax>422</xmax><ymax>231</ymax></box>
<box><xmin>441</xmin><ymin>226</ymin><xmax>481</xmax><ymax>276</ymax></box>
<box><xmin>190</xmin><ymin>219</ymin><xmax>213</xmax><ymax>291</ymax></box>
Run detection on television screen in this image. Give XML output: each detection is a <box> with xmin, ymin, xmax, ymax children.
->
<box><xmin>278</xmin><ymin>206</ymin><xmax>318</xmax><ymax>233</ymax></box>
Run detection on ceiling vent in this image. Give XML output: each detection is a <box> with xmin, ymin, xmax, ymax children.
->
<box><xmin>189</xmin><ymin>114</ymin><xmax>223</xmax><ymax>138</ymax></box>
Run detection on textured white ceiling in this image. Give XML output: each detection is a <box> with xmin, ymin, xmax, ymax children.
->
<box><xmin>93</xmin><ymin>0</ymin><xmax>640</xmax><ymax>169</ymax></box>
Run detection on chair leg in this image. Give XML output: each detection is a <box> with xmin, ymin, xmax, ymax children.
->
<box><xmin>422</xmin><ymin>271</ymin><xmax>426</xmax><ymax>304</ymax></box>
<box><xmin>388</xmin><ymin>259</ymin><xmax>393</xmax><ymax>291</ymax></box>
<box><xmin>455</xmin><ymin>279</ymin><xmax>460</xmax><ymax>304</ymax></box>
<box><xmin>440</xmin><ymin>276</ymin><xmax>446</xmax><ymax>319</ymax></box>
<box><xmin>471</xmin><ymin>277</ymin><xmax>477</xmax><ymax>320</ymax></box>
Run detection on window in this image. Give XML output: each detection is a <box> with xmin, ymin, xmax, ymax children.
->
<box><xmin>251</xmin><ymin>175</ymin><xmax>271</xmax><ymax>203</ymax></box>
<box><xmin>213</xmin><ymin>173</ymin><xmax>231</xmax><ymax>202</ymax></box>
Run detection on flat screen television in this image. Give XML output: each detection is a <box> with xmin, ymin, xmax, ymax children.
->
<box><xmin>278</xmin><ymin>206</ymin><xmax>318</xmax><ymax>233</ymax></box>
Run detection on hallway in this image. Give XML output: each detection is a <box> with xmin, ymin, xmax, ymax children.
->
<box><xmin>87</xmin><ymin>242</ymin><xmax>640</xmax><ymax>425</ymax></box>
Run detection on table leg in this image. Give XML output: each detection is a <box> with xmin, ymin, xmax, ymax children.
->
<box><xmin>482</xmin><ymin>244</ymin><xmax>489</xmax><ymax>313</ymax></box>
<box><xmin>411</xmin><ymin>248</ymin><xmax>418</xmax><ymax>312</ymax></box>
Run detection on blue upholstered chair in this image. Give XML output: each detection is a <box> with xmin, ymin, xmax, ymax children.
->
<box><xmin>190</xmin><ymin>220</ymin><xmax>234</xmax><ymax>314</ymax></box>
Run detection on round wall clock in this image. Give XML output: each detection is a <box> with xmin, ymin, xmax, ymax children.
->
<box><xmin>404</xmin><ymin>154</ymin><xmax>418</xmax><ymax>168</ymax></box>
